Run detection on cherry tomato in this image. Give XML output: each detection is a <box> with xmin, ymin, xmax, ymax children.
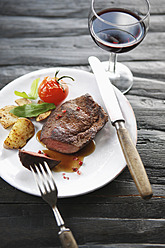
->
<box><xmin>38</xmin><ymin>72</ymin><xmax>74</xmax><ymax>106</ymax></box>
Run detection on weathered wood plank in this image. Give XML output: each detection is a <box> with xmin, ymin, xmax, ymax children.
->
<box><xmin>0</xmin><ymin>35</ymin><xmax>95</xmax><ymax>66</ymax></box>
<box><xmin>0</xmin><ymin>0</ymin><xmax>165</xmax><ymax>17</ymax></box>
<box><xmin>0</xmin><ymin>14</ymin><xmax>164</xmax><ymax>38</ymax></box>
<box><xmin>0</xmin><ymin>0</ymin><xmax>90</xmax><ymax>18</ymax></box>
<box><xmin>0</xmin><ymin>16</ymin><xmax>88</xmax><ymax>38</ymax></box>
<box><xmin>0</xmin><ymin>32</ymin><xmax>164</xmax><ymax>67</ymax></box>
<box><xmin>126</xmin><ymin>62</ymin><xmax>165</xmax><ymax>82</ymax></box>
<box><xmin>137</xmin><ymin>129</ymin><xmax>165</xmax><ymax>167</ymax></box>
<box><xmin>127</xmin><ymin>94</ymin><xmax>165</xmax><ymax>131</ymax></box>
<box><xmin>1</xmin><ymin>209</ymin><xmax>165</xmax><ymax>247</ymax></box>
<box><xmin>150</xmin><ymin>15</ymin><xmax>165</xmax><ymax>32</ymax></box>
<box><xmin>1</xmin><ymin>195</ymin><xmax>165</xmax><ymax>219</ymax></box>
<box><xmin>129</xmin><ymin>77</ymin><xmax>165</xmax><ymax>100</ymax></box>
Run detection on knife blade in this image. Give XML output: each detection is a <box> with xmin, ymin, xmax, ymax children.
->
<box><xmin>88</xmin><ymin>56</ymin><xmax>153</xmax><ymax>200</ymax></box>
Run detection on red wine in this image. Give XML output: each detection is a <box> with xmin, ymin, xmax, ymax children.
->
<box><xmin>89</xmin><ymin>8</ymin><xmax>146</xmax><ymax>53</ymax></box>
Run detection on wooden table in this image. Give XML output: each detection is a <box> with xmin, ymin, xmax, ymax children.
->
<box><xmin>0</xmin><ymin>0</ymin><xmax>165</xmax><ymax>247</ymax></box>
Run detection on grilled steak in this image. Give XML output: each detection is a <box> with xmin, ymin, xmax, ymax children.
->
<box><xmin>40</xmin><ymin>94</ymin><xmax>108</xmax><ymax>154</ymax></box>
<box><xmin>18</xmin><ymin>149</ymin><xmax>61</xmax><ymax>170</ymax></box>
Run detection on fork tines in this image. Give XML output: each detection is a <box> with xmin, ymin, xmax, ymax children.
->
<box><xmin>30</xmin><ymin>161</ymin><xmax>57</xmax><ymax>195</ymax></box>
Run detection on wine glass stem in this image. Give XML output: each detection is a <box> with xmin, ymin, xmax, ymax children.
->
<box><xmin>108</xmin><ymin>53</ymin><xmax>117</xmax><ymax>74</ymax></box>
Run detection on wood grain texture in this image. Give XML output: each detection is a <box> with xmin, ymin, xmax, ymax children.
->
<box><xmin>0</xmin><ymin>0</ymin><xmax>165</xmax><ymax>247</ymax></box>
<box><xmin>0</xmin><ymin>0</ymin><xmax>164</xmax><ymax>17</ymax></box>
<box><xmin>0</xmin><ymin>33</ymin><xmax>164</xmax><ymax>65</ymax></box>
<box><xmin>0</xmin><ymin>14</ymin><xmax>164</xmax><ymax>38</ymax></box>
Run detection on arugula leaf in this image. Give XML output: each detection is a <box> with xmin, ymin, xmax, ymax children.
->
<box><xmin>14</xmin><ymin>91</ymin><xmax>30</xmax><ymax>99</ymax></box>
<box><xmin>10</xmin><ymin>102</ymin><xmax>56</xmax><ymax>117</ymax></box>
<box><xmin>14</xmin><ymin>78</ymin><xmax>40</xmax><ymax>99</ymax></box>
<box><xmin>29</xmin><ymin>78</ymin><xmax>40</xmax><ymax>99</ymax></box>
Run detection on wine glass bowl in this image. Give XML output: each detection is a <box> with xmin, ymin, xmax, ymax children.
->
<box><xmin>88</xmin><ymin>0</ymin><xmax>150</xmax><ymax>94</ymax></box>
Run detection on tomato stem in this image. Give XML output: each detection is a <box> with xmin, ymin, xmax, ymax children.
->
<box><xmin>55</xmin><ymin>70</ymin><xmax>60</xmax><ymax>78</ymax></box>
<box><xmin>58</xmin><ymin>75</ymin><xmax>75</xmax><ymax>82</ymax></box>
<box><xmin>55</xmin><ymin>71</ymin><xmax>74</xmax><ymax>92</ymax></box>
<box><xmin>57</xmin><ymin>80</ymin><xmax>65</xmax><ymax>92</ymax></box>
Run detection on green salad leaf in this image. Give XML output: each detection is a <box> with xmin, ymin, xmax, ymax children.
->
<box><xmin>14</xmin><ymin>91</ymin><xmax>30</xmax><ymax>99</ymax></box>
<box><xmin>10</xmin><ymin>102</ymin><xmax>56</xmax><ymax>117</ymax></box>
<box><xmin>14</xmin><ymin>78</ymin><xmax>40</xmax><ymax>99</ymax></box>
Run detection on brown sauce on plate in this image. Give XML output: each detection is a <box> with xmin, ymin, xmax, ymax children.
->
<box><xmin>36</xmin><ymin>130</ymin><xmax>95</xmax><ymax>173</ymax></box>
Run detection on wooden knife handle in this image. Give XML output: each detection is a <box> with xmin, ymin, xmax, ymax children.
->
<box><xmin>115</xmin><ymin>121</ymin><xmax>153</xmax><ymax>200</ymax></box>
<box><xmin>59</xmin><ymin>229</ymin><xmax>78</xmax><ymax>248</ymax></box>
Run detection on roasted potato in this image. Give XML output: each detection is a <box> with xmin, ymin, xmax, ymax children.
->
<box><xmin>36</xmin><ymin>110</ymin><xmax>51</xmax><ymax>121</ymax></box>
<box><xmin>15</xmin><ymin>98</ymin><xmax>32</xmax><ymax>106</ymax></box>
<box><xmin>0</xmin><ymin>105</ymin><xmax>18</xmax><ymax>129</ymax></box>
<box><xmin>36</xmin><ymin>99</ymin><xmax>51</xmax><ymax>121</ymax></box>
<box><xmin>4</xmin><ymin>118</ymin><xmax>35</xmax><ymax>149</ymax></box>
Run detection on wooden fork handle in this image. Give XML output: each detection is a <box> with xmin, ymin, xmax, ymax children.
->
<box><xmin>59</xmin><ymin>229</ymin><xmax>78</xmax><ymax>248</ymax></box>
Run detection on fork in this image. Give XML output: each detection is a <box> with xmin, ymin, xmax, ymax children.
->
<box><xmin>30</xmin><ymin>161</ymin><xmax>78</xmax><ymax>248</ymax></box>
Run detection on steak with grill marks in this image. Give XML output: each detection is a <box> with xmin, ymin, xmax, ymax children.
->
<box><xmin>40</xmin><ymin>94</ymin><xmax>108</xmax><ymax>154</ymax></box>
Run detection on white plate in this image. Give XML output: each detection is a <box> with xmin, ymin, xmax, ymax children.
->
<box><xmin>0</xmin><ymin>68</ymin><xmax>137</xmax><ymax>198</ymax></box>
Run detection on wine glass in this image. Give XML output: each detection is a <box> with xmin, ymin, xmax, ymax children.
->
<box><xmin>88</xmin><ymin>0</ymin><xmax>150</xmax><ymax>94</ymax></box>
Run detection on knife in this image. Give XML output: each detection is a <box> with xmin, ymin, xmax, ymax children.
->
<box><xmin>88</xmin><ymin>56</ymin><xmax>153</xmax><ymax>200</ymax></box>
